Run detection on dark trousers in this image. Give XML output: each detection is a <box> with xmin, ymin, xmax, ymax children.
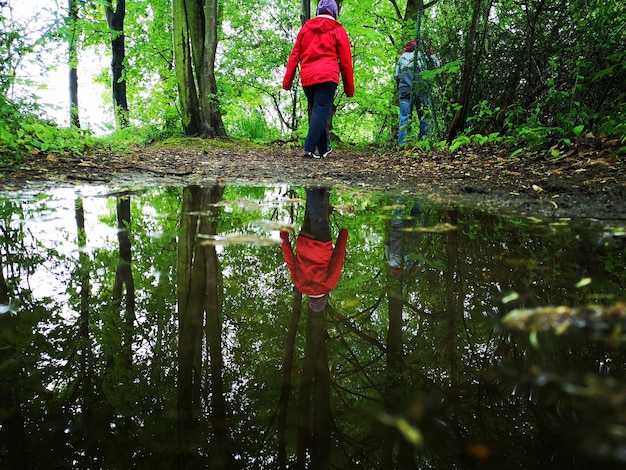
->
<box><xmin>302</xmin><ymin>188</ymin><xmax>332</xmax><ymax>242</ymax></box>
<box><xmin>303</xmin><ymin>81</ymin><xmax>337</xmax><ymax>154</ymax></box>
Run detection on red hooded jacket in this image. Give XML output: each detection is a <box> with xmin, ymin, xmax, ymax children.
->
<box><xmin>282</xmin><ymin>16</ymin><xmax>355</xmax><ymax>97</ymax></box>
<box><xmin>281</xmin><ymin>229</ymin><xmax>349</xmax><ymax>296</ymax></box>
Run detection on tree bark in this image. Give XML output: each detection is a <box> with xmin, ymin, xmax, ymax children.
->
<box><xmin>173</xmin><ymin>0</ymin><xmax>226</xmax><ymax>137</ymax></box>
<box><xmin>68</xmin><ymin>0</ymin><xmax>80</xmax><ymax>128</ymax></box>
<box><xmin>104</xmin><ymin>0</ymin><xmax>129</xmax><ymax>128</ymax></box>
<box><xmin>446</xmin><ymin>0</ymin><xmax>482</xmax><ymax>143</ymax></box>
<box><xmin>301</xmin><ymin>0</ymin><xmax>310</xmax><ymax>25</ymax></box>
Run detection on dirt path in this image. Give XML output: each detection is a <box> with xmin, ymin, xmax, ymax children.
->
<box><xmin>2</xmin><ymin>138</ymin><xmax>625</xmax><ymax>221</ymax></box>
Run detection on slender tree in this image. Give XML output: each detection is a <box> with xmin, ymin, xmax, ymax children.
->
<box><xmin>68</xmin><ymin>0</ymin><xmax>80</xmax><ymax>127</ymax></box>
<box><xmin>446</xmin><ymin>0</ymin><xmax>487</xmax><ymax>142</ymax></box>
<box><xmin>301</xmin><ymin>0</ymin><xmax>310</xmax><ymax>25</ymax></box>
<box><xmin>104</xmin><ymin>0</ymin><xmax>129</xmax><ymax>128</ymax></box>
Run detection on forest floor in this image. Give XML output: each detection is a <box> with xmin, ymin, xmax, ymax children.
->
<box><xmin>1</xmin><ymin>136</ymin><xmax>625</xmax><ymax>221</ymax></box>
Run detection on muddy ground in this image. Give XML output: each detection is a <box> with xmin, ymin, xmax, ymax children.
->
<box><xmin>1</xmin><ymin>137</ymin><xmax>625</xmax><ymax>221</ymax></box>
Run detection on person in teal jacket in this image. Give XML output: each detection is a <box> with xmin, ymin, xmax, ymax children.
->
<box><xmin>395</xmin><ymin>39</ymin><xmax>440</xmax><ymax>144</ymax></box>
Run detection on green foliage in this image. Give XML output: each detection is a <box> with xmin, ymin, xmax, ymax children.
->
<box><xmin>227</xmin><ymin>110</ymin><xmax>281</xmax><ymax>142</ymax></box>
<box><xmin>2</xmin><ymin>0</ymin><xmax>625</xmax><ymax>153</ymax></box>
<box><xmin>0</xmin><ymin>96</ymin><xmax>96</xmax><ymax>165</ymax></box>
<box><xmin>98</xmin><ymin>123</ymin><xmax>181</xmax><ymax>148</ymax></box>
<box><xmin>1</xmin><ymin>184</ymin><xmax>625</xmax><ymax>467</ymax></box>
<box><xmin>448</xmin><ymin>133</ymin><xmax>502</xmax><ymax>153</ymax></box>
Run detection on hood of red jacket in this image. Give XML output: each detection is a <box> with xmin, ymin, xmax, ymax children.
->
<box><xmin>304</xmin><ymin>16</ymin><xmax>342</xmax><ymax>34</ymax></box>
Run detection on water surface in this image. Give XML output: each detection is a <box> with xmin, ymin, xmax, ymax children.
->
<box><xmin>1</xmin><ymin>184</ymin><xmax>625</xmax><ymax>469</ymax></box>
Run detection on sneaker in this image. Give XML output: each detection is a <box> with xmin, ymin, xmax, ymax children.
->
<box><xmin>303</xmin><ymin>151</ymin><xmax>320</xmax><ymax>159</ymax></box>
<box><xmin>321</xmin><ymin>147</ymin><xmax>332</xmax><ymax>158</ymax></box>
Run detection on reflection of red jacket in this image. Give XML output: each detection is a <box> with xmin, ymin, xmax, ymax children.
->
<box><xmin>281</xmin><ymin>229</ymin><xmax>348</xmax><ymax>296</ymax></box>
<box><xmin>282</xmin><ymin>16</ymin><xmax>354</xmax><ymax>97</ymax></box>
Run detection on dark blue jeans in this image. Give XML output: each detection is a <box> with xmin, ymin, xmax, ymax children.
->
<box><xmin>302</xmin><ymin>188</ymin><xmax>331</xmax><ymax>242</ymax></box>
<box><xmin>398</xmin><ymin>93</ymin><xmax>431</xmax><ymax>145</ymax></box>
<box><xmin>303</xmin><ymin>81</ymin><xmax>337</xmax><ymax>154</ymax></box>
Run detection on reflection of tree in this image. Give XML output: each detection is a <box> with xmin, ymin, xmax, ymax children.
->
<box><xmin>297</xmin><ymin>309</ymin><xmax>331</xmax><ymax>469</ymax></box>
<box><xmin>381</xmin><ymin>202</ymin><xmax>424</xmax><ymax>468</ymax></box>
<box><xmin>75</xmin><ymin>198</ymin><xmax>93</xmax><ymax>402</ymax></box>
<box><xmin>0</xmin><ymin>199</ymin><xmax>59</xmax><ymax>467</ymax></box>
<box><xmin>1</xmin><ymin>188</ymin><xmax>625</xmax><ymax>468</ymax></box>
<box><xmin>0</xmin><ymin>238</ymin><xmax>27</xmax><ymax>470</ymax></box>
<box><xmin>112</xmin><ymin>195</ymin><xmax>136</xmax><ymax>366</ymax></box>
<box><xmin>177</xmin><ymin>185</ymin><xmax>238</xmax><ymax>468</ymax></box>
<box><xmin>277</xmin><ymin>286</ymin><xmax>302</xmax><ymax>467</ymax></box>
<box><xmin>74</xmin><ymin>197</ymin><xmax>103</xmax><ymax>462</ymax></box>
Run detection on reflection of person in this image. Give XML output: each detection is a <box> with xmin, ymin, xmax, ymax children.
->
<box><xmin>385</xmin><ymin>203</ymin><xmax>423</xmax><ymax>279</ymax></box>
<box><xmin>280</xmin><ymin>188</ymin><xmax>348</xmax><ymax>312</ymax></box>
<box><xmin>395</xmin><ymin>40</ymin><xmax>440</xmax><ymax>144</ymax></box>
<box><xmin>282</xmin><ymin>0</ymin><xmax>354</xmax><ymax>159</ymax></box>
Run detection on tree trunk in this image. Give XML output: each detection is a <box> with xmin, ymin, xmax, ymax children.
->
<box><xmin>301</xmin><ymin>0</ymin><xmax>310</xmax><ymax>24</ymax></box>
<box><xmin>173</xmin><ymin>0</ymin><xmax>201</xmax><ymax>135</ymax></box>
<box><xmin>105</xmin><ymin>0</ymin><xmax>129</xmax><ymax>128</ymax></box>
<box><xmin>173</xmin><ymin>0</ymin><xmax>226</xmax><ymax>137</ymax></box>
<box><xmin>446</xmin><ymin>0</ymin><xmax>482</xmax><ymax>143</ymax></box>
<box><xmin>68</xmin><ymin>0</ymin><xmax>80</xmax><ymax>128</ymax></box>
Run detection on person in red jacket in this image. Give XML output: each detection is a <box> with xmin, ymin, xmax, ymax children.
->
<box><xmin>282</xmin><ymin>0</ymin><xmax>354</xmax><ymax>159</ymax></box>
<box><xmin>281</xmin><ymin>187</ymin><xmax>349</xmax><ymax>312</ymax></box>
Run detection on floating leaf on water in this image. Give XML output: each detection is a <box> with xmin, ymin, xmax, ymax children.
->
<box><xmin>501</xmin><ymin>292</ymin><xmax>520</xmax><ymax>304</ymax></box>
<box><xmin>283</xmin><ymin>198</ymin><xmax>305</xmax><ymax>205</ymax></box>
<box><xmin>576</xmin><ymin>277</ymin><xmax>592</xmax><ymax>288</ymax></box>
<box><xmin>0</xmin><ymin>304</ymin><xmax>15</xmax><ymax>315</ymax></box>
<box><xmin>403</xmin><ymin>223</ymin><xmax>457</xmax><ymax>233</ymax></box>
<box><xmin>529</xmin><ymin>330</ymin><xmax>539</xmax><ymax>348</ymax></box>
<box><xmin>382</xmin><ymin>204</ymin><xmax>406</xmax><ymax>211</ymax></box>
<box><xmin>549</xmin><ymin>220</ymin><xmax>571</xmax><ymax>227</ymax></box>
<box><xmin>198</xmin><ymin>234</ymin><xmax>280</xmax><ymax>246</ymax></box>
<box><xmin>396</xmin><ymin>418</ymin><xmax>423</xmax><ymax>447</ymax></box>
<box><xmin>502</xmin><ymin>305</ymin><xmax>573</xmax><ymax>331</ymax></box>
<box><xmin>465</xmin><ymin>443</ymin><xmax>494</xmax><ymax>461</ymax></box>
<box><xmin>378</xmin><ymin>412</ymin><xmax>423</xmax><ymax>447</ymax></box>
<box><xmin>213</xmin><ymin>199</ymin><xmax>261</xmax><ymax>211</ymax></box>
<box><xmin>252</xmin><ymin>220</ymin><xmax>296</xmax><ymax>232</ymax></box>
<box><xmin>608</xmin><ymin>424</ymin><xmax>626</xmax><ymax>439</ymax></box>
<box><xmin>555</xmin><ymin>322</ymin><xmax>570</xmax><ymax>335</ymax></box>
<box><xmin>333</xmin><ymin>203</ymin><xmax>357</xmax><ymax>214</ymax></box>
<box><xmin>561</xmin><ymin>382</ymin><xmax>591</xmax><ymax>396</ymax></box>
<box><xmin>502</xmin><ymin>303</ymin><xmax>626</xmax><ymax>340</ymax></box>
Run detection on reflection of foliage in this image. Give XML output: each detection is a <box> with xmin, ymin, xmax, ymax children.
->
<box><xmin>0</xmin><ymin>186</ymin><xmax>624</xmax><ymax>468</ymax></box>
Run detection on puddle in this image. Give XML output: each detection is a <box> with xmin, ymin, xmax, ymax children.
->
<box><xmin>1</xmin><ymin>184</ymin><xmax>625</xmax><ymax>469</ymax></box>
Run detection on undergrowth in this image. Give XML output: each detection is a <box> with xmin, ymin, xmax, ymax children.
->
<box><xmin>0</xmin><ymin>97</ymin><xmax>96</xmax><ymax>166</ymax></box>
